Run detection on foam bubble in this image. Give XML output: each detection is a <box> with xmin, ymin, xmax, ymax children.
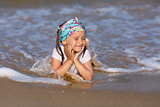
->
<box><xmin>0</xmin><ymin>67</ymin><xmax>69</xmax><ymax>85</ymax></box>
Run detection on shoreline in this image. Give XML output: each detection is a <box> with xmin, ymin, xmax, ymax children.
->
<box><xmin>0</xmin><ymin>78</ymin><xmax>160</xmax><ymax>107</ymax></box>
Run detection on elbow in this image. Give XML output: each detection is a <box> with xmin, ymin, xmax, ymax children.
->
<box><xmin>55</xmin><ymin>70</ymin><xmax>65</xmax><ymax>77</ymax></box>
<box><xmin>90</xmin><ymin>71</ymin><xmax>94</xmax><ymax>80</ymax></box>
<box><xmin>85</xmin><ymin>70</ymin><xmax>94</xmax><ymax>81</ymax></box>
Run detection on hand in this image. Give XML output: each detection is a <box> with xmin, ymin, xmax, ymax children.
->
<box><xmin>64</xmin><ymin>45</ymin><xmax>75</xmax><ymax>61</ymax></box>
<box><xmin>74</xmin><ymin>46</ymin><xmax>85</xmax><ymax>62</ymax></box>
<box><xmin>85</xmin><ymin>38</ymin><xmax>89</xmax><ymax>49</ymax></box>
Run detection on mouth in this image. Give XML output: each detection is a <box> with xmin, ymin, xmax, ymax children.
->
<box><xmin>75</xmin><ymin>46</ymin><xmax>83</xmax><ymax>50</ymax></box>
<box><xmin>76</xmin><ymin>45</ymin><xmax>83</xmax><ymax>48</ymax></box>
<box><xmin>76</xmin><ymin>47</ymin><xmax>82</xmax><ymax>49</ymax></box>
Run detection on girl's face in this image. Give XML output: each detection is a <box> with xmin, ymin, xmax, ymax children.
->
<box><xmin>63</xmin><ymin>31</ymin><xmax>86</xmax><ymax>53</ymax></box>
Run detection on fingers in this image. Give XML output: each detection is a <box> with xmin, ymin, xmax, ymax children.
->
<box><xmin>68</xmin><ymin>45</ymin><xmax>72</xmax><ymax>51</ymax></box>
<box><xmin>64</xmin><ymin>45</ymin><xmax>71</xmax><ymax>53</ymax></box>
<box><xmin>80</xmin><ymin>46</ymin><xmax>85</xmax><ymax>53</ymax></box>
<box><xmin>68</xmin><ymin>46</ymin><xmax>73</xmax><ymax>55</ymax></box>
<box><xmin>86</xmin><ymin>38</ymin><xmax>89</xmax><ymax>49</ymax></box>
<box><xmin>64</xmin><ymin>45</ymin><xmax>75</xmax><ymax>61</ymax></box>
<box><xmin>71</xmin><ymin>49</ymin><xmax>75</xmax><ymax>56</ymax></box>
<box><xmin>64</xmin><ymin>44</ymin><xmax>68</xmax><ymax>53</ymax></box>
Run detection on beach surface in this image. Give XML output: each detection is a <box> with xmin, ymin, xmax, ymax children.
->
<box><xmin>1</xmin><ymin>78</ymin><xmax>160</xmax><ymax>107</ymax></box>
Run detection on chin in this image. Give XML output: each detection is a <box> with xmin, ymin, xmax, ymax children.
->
<box><xmin>74</xmin><ymin>48</ymin><xmax>82</xmax><ymax>53</ymax></box>
<box><xmin>74</xmin><ymin>50</ymin><xmax>81</xmax><ymax>53</ymax></box>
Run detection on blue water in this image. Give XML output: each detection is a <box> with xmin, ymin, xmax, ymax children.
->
<box><xmin>0</xmin><ymin>0</ymin><xmax>160</xmax><ymax>92</ymax></box>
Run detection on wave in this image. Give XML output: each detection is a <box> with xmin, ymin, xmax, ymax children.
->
<box><xmin>0</xmin><ymin>67</ymin><xmax>69</xmax><ymax>85</ymax></box>
<box><xmin>94</xmin><ymin>66</ymin><xmax>153</xmax><ymax>73</ymax></box>
<box><xmin>94</xmin><ymin>48</ymin><xmax>160</xmax><ymax>73</ymax></box>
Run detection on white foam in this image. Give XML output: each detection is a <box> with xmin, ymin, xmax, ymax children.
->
<box><xmin>138</xmin><ymin>57</ymin><xmax>160</xmax><ymax>69</ymax></box>
<box><xmin>125</xmin><ymin>48</ymin><xmax>160</xmax><ymax>70</ymax></box>
<box><xmin>124</xmin><ymin>48</ymin><xmax>139</xmax><ymax>58</ymax></box>
<box><xmin>0</xmin><ymin>67</ymin><xmax>69</xmax><ymax>85</ymax></box>
<box><xmin>94</xmin><ymin>66</ymin><xmax>152</xmax><ymax>73</ymax></box>
<box><xmin>19</xmin><ymin>50</ymin><xmax>33</xmax><ymax>59</ymax></box>
<box><xmin>30</xmin><ymin>55</ymin><xmax>52</xmax><ymax>75</ymax></box>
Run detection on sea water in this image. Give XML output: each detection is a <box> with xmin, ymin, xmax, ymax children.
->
<box><xmin>0</xmin><ymin>0</ymin><xmax>160</xmax><ymax>92</ymax></box>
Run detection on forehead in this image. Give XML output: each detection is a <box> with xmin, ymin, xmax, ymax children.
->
<box><xmin>70</xmin><ymin>31</ymin><xmax>86</xmax><ymax>37</ymax></box>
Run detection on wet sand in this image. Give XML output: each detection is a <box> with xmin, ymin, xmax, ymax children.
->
<box><xmin>0</xmin><ymin>78</ymin><xmax>160</xmax><ymax>107</ymax></box>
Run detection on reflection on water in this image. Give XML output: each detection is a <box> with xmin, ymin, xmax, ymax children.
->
<box><xmin>0</xmin><ymin>0</ymin><xmax>160</xmax><ymax>92</ymax></box>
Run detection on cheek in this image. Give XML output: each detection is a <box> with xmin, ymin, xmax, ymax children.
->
<box><xmin>67</xmin><ymin>40</ymin><xmax>77</xmax><ymax>47</ymax></box>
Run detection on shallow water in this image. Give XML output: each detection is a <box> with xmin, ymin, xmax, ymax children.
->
<box><xmin>0</xmin><ymin>0</ymin><xmax>160</xmax><ymax>92</ymax></box>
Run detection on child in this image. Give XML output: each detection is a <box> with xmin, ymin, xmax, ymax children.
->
<box><xmin>51</xmin><ymin>17</ymin><xmax>93</xmax><ymax>80</ymax></box>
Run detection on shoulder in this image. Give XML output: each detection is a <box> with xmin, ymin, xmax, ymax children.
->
<box><xmin>52</xmin><ymin>45</ymin><xmax>64</xmax><ymax>54</ymax></box>
<box><xmin>52</xmin><ymin>47</ymin><xmax>58</xmax><ymax>56</ymax></box>
<box><xmin>83</xmin><ymin>49</ymin><xmax>91</xmax><ymax>57</ymax></box>
<box><xmin>52</xmin><ymin>45</ymin><xmax>64</xmax><ymax>61</ymax></box>
<box><xmin>85</xmin><ymin>49</ymin><xmax>90</xmax><ymax>55</ymax></box>
<box><xmin>80</xmin><ymin>49</ymin><xmax>91</xmax><ymax>64</ymax></box>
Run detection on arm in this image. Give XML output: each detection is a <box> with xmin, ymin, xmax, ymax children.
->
<box><xmin>73</xmin><ymin>46</ymin><xmax>93</xmax><ymax>80</ymax></box>
<box><xmin>51</xmin><ymin>45</ymin><xmax>74</xmax><ymax>76</ymax></box>
<box><xmin>74</xmin><ymin>59</ymin><xmax>93</xmax><ymax>80</ymax></box>
<box><xmin>51</xmin><ymin>58</ymin><xmax>73</xmax><ymax>76</ymax></box>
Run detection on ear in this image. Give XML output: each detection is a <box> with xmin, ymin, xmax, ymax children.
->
<box><xmin>62</xmin><ymin>40</ymin><xmax>67</xmax><ymax>45</ymax></box>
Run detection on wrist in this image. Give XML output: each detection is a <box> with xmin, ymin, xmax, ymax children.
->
<box><xmin>66</xmin><ymin>59</ymin><xmax>73</xmax><ymax>63</ymax></box>
<box><xmin>74</xmin><ymin>58</ymin><xmax>80</xmax><ymax>63</ymax></box>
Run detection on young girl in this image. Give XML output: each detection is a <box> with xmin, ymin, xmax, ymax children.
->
<box><xmin>51</xmin><ymin>17</ymin><xmax>93</xmax><ymax>80</ymax></box>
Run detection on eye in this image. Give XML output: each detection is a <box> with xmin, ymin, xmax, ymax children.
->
<box><xmin>82</xmin><ymin>37</ymin><xmax>85</xmax><ymax>40</ymax></box>
<box><xmin>74</xmin><ymin>38</ymin><xmax>78</xmax><ymax>40</ymax></box>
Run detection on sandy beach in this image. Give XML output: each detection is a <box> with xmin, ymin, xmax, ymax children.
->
<box><xmin>0</xmin><ymin>78</ymin><xmax>160</xmax><ymax>107</ymax></box>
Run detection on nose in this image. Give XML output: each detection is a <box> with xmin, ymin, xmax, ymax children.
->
<box><xmin>78</xmin><ymin>39</ymin><xmax>82</xmax><ymax>45</ymax></box>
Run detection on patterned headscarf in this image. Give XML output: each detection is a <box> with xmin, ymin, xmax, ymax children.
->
<box><xmin>58</xmin><ymin>17</ymin><xmax>86</xmax><ymax>42</ymax></box>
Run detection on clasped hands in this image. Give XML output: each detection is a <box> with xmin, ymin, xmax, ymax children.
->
<box><xmin>64</xmin><ymin>45</ymin><xmax>84</xmax><ymax>62</ymax></box>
